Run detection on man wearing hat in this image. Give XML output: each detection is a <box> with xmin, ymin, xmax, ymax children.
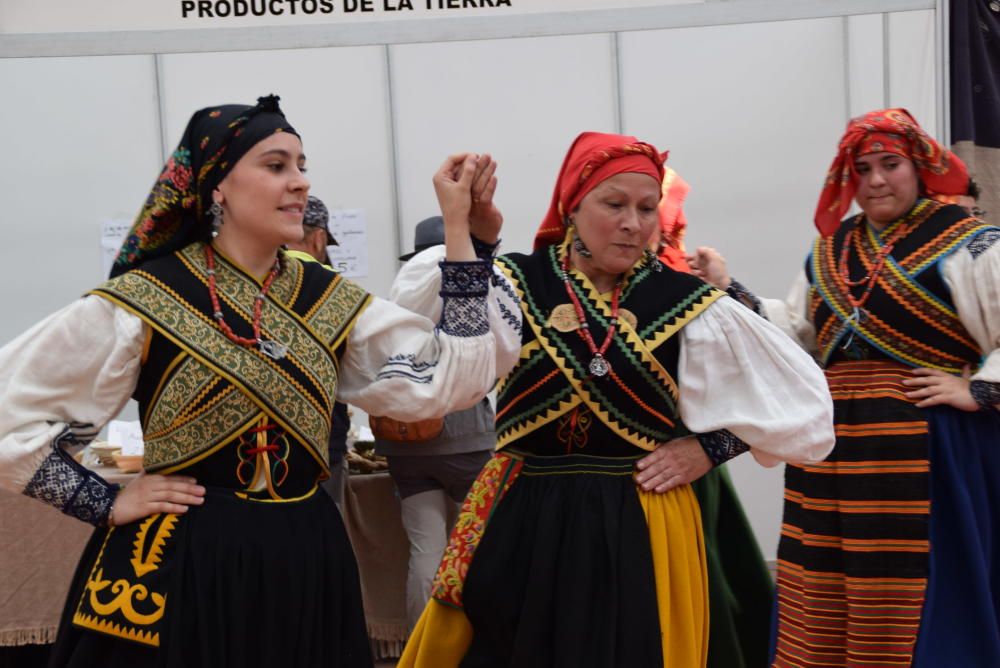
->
<box><xmin>374</xmin><ymin>215</ymin><xmax>497</xmax><ymax>631</ymax></box>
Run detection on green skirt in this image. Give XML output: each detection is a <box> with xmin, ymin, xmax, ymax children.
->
<box><xmin>692</xmin><ymin>465</ymin><xmax>773</xmax><ymax>668</ymax></box>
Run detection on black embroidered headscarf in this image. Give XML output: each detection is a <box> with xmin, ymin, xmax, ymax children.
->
<box><xmin>111</xmin><ymin>95</ymin><xmax>299</xmax><ymax>277</ymax></box>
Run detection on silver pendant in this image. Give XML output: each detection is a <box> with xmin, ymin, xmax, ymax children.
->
<box><xmin>258</xmin><ymin>339</ymin><xmax>288</xmax><ymax>360</ymax></box>
<box><xmin>589</xmin><ymin>354</ymin><xmax>610</xmax><ymax>377</ymax></box>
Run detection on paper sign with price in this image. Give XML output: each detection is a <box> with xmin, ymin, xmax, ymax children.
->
<box><xmin>327</xmin><ymin>208</ymin><xmax>368</xmax><ymax>278</ymax></box>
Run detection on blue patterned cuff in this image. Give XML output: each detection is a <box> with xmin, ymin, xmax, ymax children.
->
<box><xmin>471</xmin><ymin>235</ymin><xmax>501</xmax><ymax>262</ymax></box>
<box><xmin>439</xmin><ymin>260</ymin><xmax>491</xmax><ymax>337</ymax></box>
<box><xmin>726</xmin><ymin>279</ymin><xmax>763</xmax><ymax>315</ymax></box>
<box><xmin>23</xmin><ymin>427</ymin><xmax>118</xmax><ymax>526</ymax></box>
<box><xmin>696</xmin><ymin>429</ymin><xmax>751</xmax><ymax>466</ymax></box>
<box><xmin>971</xmin><ymin>380</ymin><xmax>1000</xmax><ymax>412</ymax></box>
<box><xmin>967</xmin><ymin>229</ymin><xmax>1000</xmax><ymax>260</ymax></box>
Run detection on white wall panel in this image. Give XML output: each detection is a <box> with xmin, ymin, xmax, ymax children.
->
<box><xmin>847</xmin><ymin>13</ymin><xmax>887</xmax><ymax>115</ymax></box>
<box><xmin>390</xmin><ymin>34</ymin><xmax>618</xmax><ymax>258</ymax></box>
<box><xmin>0</xmin><ymin>55</ymin><xmax>161</xmax><ymax>347</ymax></box>
<box><xmin>621</xmin><ymin>17</ymin><xmax>848</xmax><ymax>559</ymax></box>
<box><xmin>888</xmin><ymin>9</ymin><xmax>938</xmax><ymax>132</ymax></box>
<box><xmin>159</xmin><ymin>46</ymin><xmax>397</xmax><ymax>298</ymax></box>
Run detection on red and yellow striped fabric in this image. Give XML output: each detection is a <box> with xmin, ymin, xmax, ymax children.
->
<box><xmin>773</xmin><ymin>360</ymin><xmax>929</xmax><ymax>668</ymax></box>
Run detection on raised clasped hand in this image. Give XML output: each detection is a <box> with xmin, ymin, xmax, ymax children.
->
<box><xmin>468</xmin><ymin>153</ymin><xmax>502</xmax><ymax>244</ymax></box>
<box><xmin>634</xmin><ymin>436</ymin><xmax>713</xmax><ymax>493</ymax></box>
<box><xmin>432</xmin><ymin>152</ymin><xmax>479</xmax><ymax>229</ymax></box>
<box><xmin>686</xmin><ymin>246</ymin><xmax>732</xmax><ymax>290</ymax></box>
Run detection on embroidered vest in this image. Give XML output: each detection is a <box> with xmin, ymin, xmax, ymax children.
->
<box><xmin>495</xmin><ymin>243</ymin><xmax>724</xmax><ymax>456</ymax></box>
<box><xmin>90</xmin><ymin>243</ymin><xmax>370</xmax><ymax>493</ymax></box>
<box><xmin>808</xmin><ymin>200</ymin><xmax>996</xmax><ymax>372</ymax></box>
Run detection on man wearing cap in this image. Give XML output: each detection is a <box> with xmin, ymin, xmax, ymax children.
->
<box><xmin>286</xmin><ymin>195</ymin><xmax>350</xmax><ymax>507</ymax></box>
<box><xmin>287</xmin><ymin>194</ymin><xmax>336</xmax><ymax>265</ymax></box>
<box><xmin>374</xmin><ymin>215</ymin><xmax>497</xmax><ymax>631</ymax></box>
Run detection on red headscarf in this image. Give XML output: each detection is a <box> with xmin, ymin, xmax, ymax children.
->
<box><xmin>533</xmin><ymin>131</ymin><xmax>667</xmax><ymax>249</ymax></box>
<box><xmin>814</xmin><ymin>108</ymin><xmax>969</xmax><ymax>236</ymax></box>
<box><xmin>654</xmin><ymin>167</ymin><xmax>691</xmax><ymax>272</ymax></box>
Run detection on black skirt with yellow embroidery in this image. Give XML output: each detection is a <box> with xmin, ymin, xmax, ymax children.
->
<box><xmin>49</xmin><ymin>485</ymin><xmax>371</xmax><ymax>668</ymax></box>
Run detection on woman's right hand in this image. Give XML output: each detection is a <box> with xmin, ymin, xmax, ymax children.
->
<box><xmin>110</xmin><ymin>474</ymin><xmax>206</xmax><ymax>526</ymax></box>
<box><xmin>686</xmin><ymin>246</ymin><xmax>732</xmax><ymax>290</ymax></box>
<box><xmin>433</xmin><ymin>153</ymin><xmax>478</xmax><ymax>228</ymax></box>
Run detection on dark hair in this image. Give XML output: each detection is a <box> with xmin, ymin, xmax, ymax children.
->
<box><xmin>967</xmin><ymin>178</ymin><xmax>981</xmax><ymax>200</ymax></box>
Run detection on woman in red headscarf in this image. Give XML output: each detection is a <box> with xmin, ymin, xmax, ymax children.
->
<box><xmin>689</xmin><ymin>108</ymin><xmax>1000</xmax><ymax>667</ymax></box>
<box><xmin>398</xmin><ymin>132</ymin><xmax>835</xmax><ymax>668</ymax></box>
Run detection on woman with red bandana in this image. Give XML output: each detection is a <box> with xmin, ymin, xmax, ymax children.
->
<box><xmin>398</xmin><ymin>132</ymin><xmax>835</xmax><ymax>667</ymax></box>
<box><xmin>690</xmin><ymin>108</ymin><xmax>1000</xmax><ymax>667</ymax></box>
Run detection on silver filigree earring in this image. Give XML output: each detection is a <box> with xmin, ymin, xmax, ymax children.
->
<box><xmin>567</xmin><ymin>218</ymin><xmax>593</xmax><ymax>258</ymax></box>
<box><xmin>210</xmin><ymin>202</ymin><xmax>224</xmax><ymax>238</ymax></box>
<box><xmin>644</xmin><ymin>247</ymin><xmax>662</xmax><ymax>271</ymax></box>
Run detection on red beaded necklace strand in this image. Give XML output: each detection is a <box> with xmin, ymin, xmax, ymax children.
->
<box><xmin>205</xmin><ymin>244</ymin><xmax>287</xmax><ymax>360</ymax></box>
<box><xmin>561</xmin><ymin>250</ymin><xmax>622</xmax><ymax>378</ymax></box>
<box><xmin>836</xmin><ymin>200</ymin><xmax>927</xmax><ymax>311</ymax></box>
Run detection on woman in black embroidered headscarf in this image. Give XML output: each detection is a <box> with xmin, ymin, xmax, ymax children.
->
<box><xmin>0</xmin><ymin>96</ymin><xmax>521</xmax><ymax>667</ymax></box>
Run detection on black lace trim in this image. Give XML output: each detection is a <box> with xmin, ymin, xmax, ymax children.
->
<box><xmin>696</xmin><ymin>429</ymin><xmax>751</xmax><ymax>466</ymax></box>
<box><xmin>726</xmin><ymin>279</ymin><xmax>763</xmax><ymax>315</ymax></box>
<box><xmin>967</xmin><ymin>229</ymin><xmax>1000</xmax><ymax>260</ymax></box>
<box><xmin>439</xmin><ymin>260</ymin><xmax>490</xmax><ymax>337</ymax></box>
<box><xmin>23</xmin><ymin>426</ymin><xmax>118</xmax><ymax>526</ymax></box>
<box><xmin>971</xmin><ymin>380</ymin><xmax>1000</xmax><ymax>412</ymax></box>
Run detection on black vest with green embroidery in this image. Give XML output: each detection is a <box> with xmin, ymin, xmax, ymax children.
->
<box><xmin>808</xmin><ymin>200</ymin><xmax>996</xmax><ymax>372</ymax></box>
<box><xmin>495</xmin><ymin>244</ymin><xmax>724</xmax><ymax>457</ymax></box>
<box><xmin>90</xmin><ymin>243</ymin><xmax>370</xmax><ymax>499</ymax></box>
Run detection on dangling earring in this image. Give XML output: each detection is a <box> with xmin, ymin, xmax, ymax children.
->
<box><xmin>644</xmin><ymin>247</ymin><xmax>662</xmax><ymax>272</ymax></box>
<box><xmin>210</xmin><ymin>202</ymin><xmax>224</xmax><ymax>239</ymax></box>
<box><xmin>567</xmin><ymin>218</ymin><xmax>593</xmax><ymax>258</ymax></box>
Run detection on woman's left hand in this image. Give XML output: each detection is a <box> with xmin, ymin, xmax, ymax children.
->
<box><xmin>903</xmin><ymin>366</ymin><xmax>979</xmax><ymax>411</ymax></box>
<box><xmin>634</xmin><ymin>436</ymin><xmax>713</xmax><ymax>493</ymax></box>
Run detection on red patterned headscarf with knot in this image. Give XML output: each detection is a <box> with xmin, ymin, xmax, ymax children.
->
<box><xmin>814</xmin><ymin>108</ymin><xmax>969</xmax><ymax>236</ymax></box>
<box><xmin>533</xmin><ymin>131</ymin><xmax>667</xmax><ymax>249</ymax></box>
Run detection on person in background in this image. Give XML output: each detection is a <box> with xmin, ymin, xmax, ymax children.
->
<box><xmin>285</xmin><ymin>195</ymin><xmax>350</xmax><ymax>506</ymax></box>
<box><xmin>652</xmin><ymin>167</ymin><xmax>775</xmax><ymax>668</ymax></box>
<box><xmin>373</xmin><ymin>215</ymin><xmax>498</xmax><ymax>631</ymax></box>
<box><xmin>932</xmin><ymin>176</ymin><xmax>988</xmax><ymax>219</ymax></box>
<box><xmin>287</xmin><ymin>194</ymin><xmax>335</xmax><ymax>263</ymax></box>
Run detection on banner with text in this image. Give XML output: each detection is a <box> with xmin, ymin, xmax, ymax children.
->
<box><xmin>1</xmin><ymin>0</ymin><xmax>697</xmax><ymax>35</ymax></box>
